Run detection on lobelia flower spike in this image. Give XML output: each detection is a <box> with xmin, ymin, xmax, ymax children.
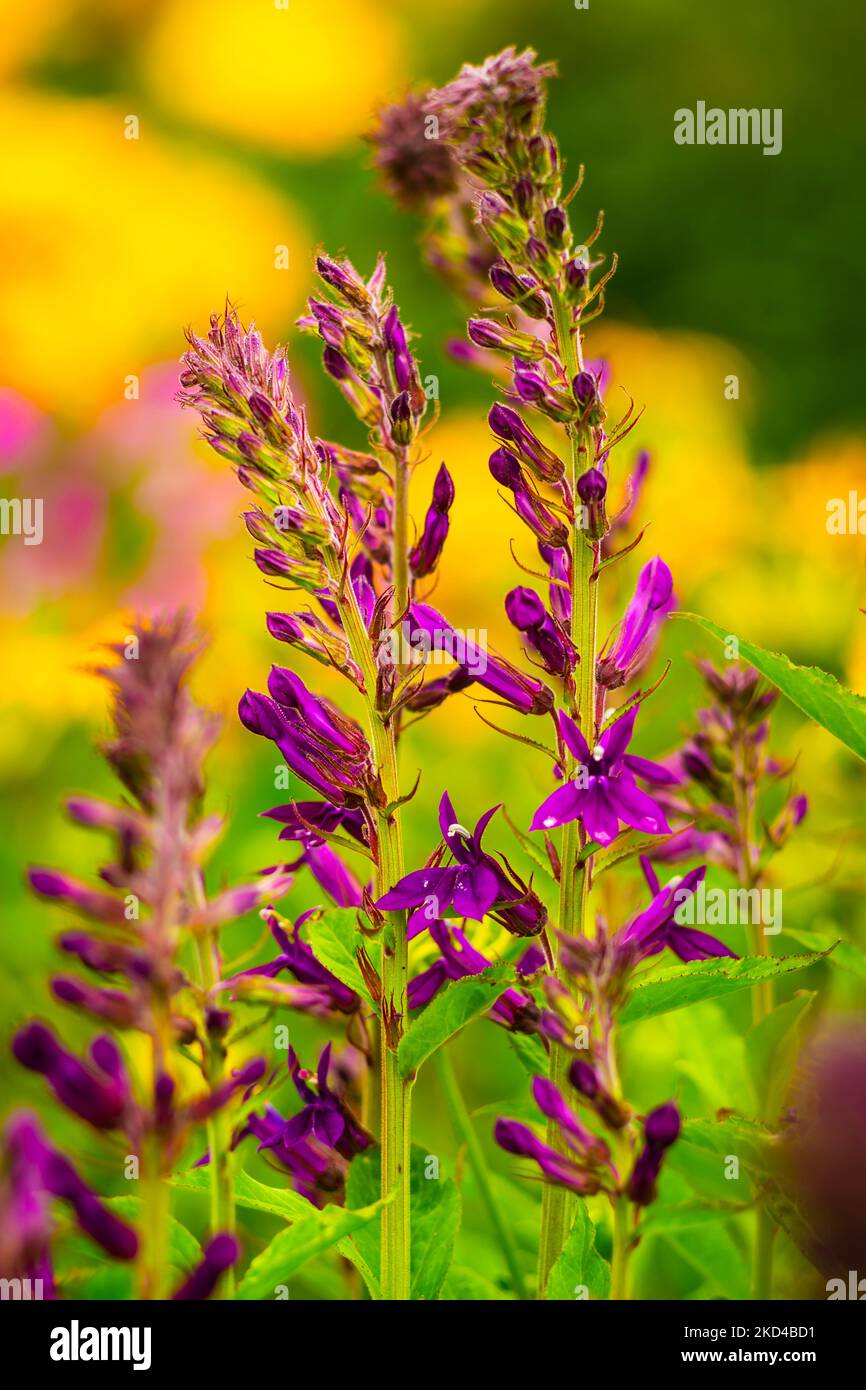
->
<box><xmin>417</xmin><ymin>46</ymin><xmax>712</xmax><ymax>1298</ymax></box>
<box><xmin>10</xmin><ymin>617</ymin><xmax>277</xmax><ymax>1299</ymax></box>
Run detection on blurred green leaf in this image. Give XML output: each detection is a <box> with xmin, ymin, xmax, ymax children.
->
<box><xmin>546</xmin><ymin>1199</ymin><xmax>611</xmax><ymax>1300</ymax></box>
<box><xmin>398</xmin><ymin>966</ymin><xmax>513</xmax><ymax>1078</ymax></box>
<box><xmin>681</xmin><ymin>1115</ymin><xmax>775</xmax><ymax>1173</ymax></box>
<box><xmin>592</xmin><ymin>828</ymin><xmax>681</xmax><ymax>878</ymax></box>
<box><xmin>677</xmin><ymin>614</ymin><xmax>866</xmax><ymax>761</ymax></box>
<box><xmin>747</xmin><ymin>992</ymin><xmax>816</xmax><ymax>1115</ymax></box>
<box><xmin>236</xmin><ymin>1201</ymin><xmax>383</xmax><ymax>1300</ymax></box>
<box><xmin>104</xmin><ymin>1197</ymin><xmax>201</xmax><ymax>1272</ymax></box>
<box><xmin>508</xmin><ymin>1032</ymin><xmax>549</xmax><ymax>1079</ymax></box>
<box><xmin>621</xmin><ymin>950</ymin><xmax>831</xmax><ymax>1025</ymax></box>
<box><xmin>173</xmin><ymin>1166</ymin><xmax>312</xmax><ymax>1223</ymax></box>
<box><xmin>441</xmin><ymin>1265</ymin><xmax>512</xmax><ymax>1300</ymax></box>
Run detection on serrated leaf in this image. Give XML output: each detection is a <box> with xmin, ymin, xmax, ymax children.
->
<box><xmin>676</xmin><ymin>613</ymin><xmax>866</xmax><ymax>761</ymax></box>
<box><xmin>783</xmin><ymin>928</ymin><xmax>866</xmax><ymax>980</ymax></box>
<box><xmin>236</xmin><ymin>1200</ymin><xmax>383</xmax><ymax>1300</ymax></box>
<box><xmin>346</xmin><ymin>1146</ymin><xmax>462</xmax><ymax>1301</ymax></box>
<box><xmin>104</xmin><ymin>1197</ymin><xmax>201</xmax><ymax>1272</ymax></box>
<box><xmin>681</xmin><ymin>1115</ymin><xmax>775</xmax><ymax>1173</ymax></box>
<box><xmin>620</xmin><ymin>950</ymin><xmax>831</xmax><ymax>1026</ymax></box>
<box><xmin>398</xmin><ymin>965</ymin><xmax>514</xmax><ymax>1078</ymax></box>
<box><xmin>546</xmin><ymin>1199</ymin><xmax>611</xmax><ymax>1300</ymax></box>
<box><xmin>173</xmin><ymin>1165</ymin><xmax>312</xmax><ymax>1223</ymax></box>
<box><xmin>305</xmin><ymin>906</ymin><xmax>380</xmax><ymax>1010</ymax></box>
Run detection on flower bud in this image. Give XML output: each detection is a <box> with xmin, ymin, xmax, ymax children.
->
<box><xmin>543</xmin><ymin>206</ymin><xmax>567</xmax><ymax>247</ymax></box>
<box><xmin>576</xmin><ymin>466</ymin><xmax>608</xmax><ymax>539</ymax></box>
<box><xmin>389</xmin><ymin>390</ymin><xmax>414</xmax><ymax>446</ymax></box>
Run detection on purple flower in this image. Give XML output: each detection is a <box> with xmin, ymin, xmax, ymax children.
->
<box><xmin>494</xmin><ymin>1119</ymin><xmax>601</xmax><ymax>1195</ymax></box>
<box><xmin>235</xmin><ymin>910</ymin><xmax>359</xmax><ymax>1015</ymax></box>
<box><xmin>626</xmin><ymin>1102</ymin><xmax>680</xmax><ymax>1206</ymax></box>
<box><xmin>409</xmin><ymin>463</ymin><xmax>454</xmax><ymax>578</ymax></box>
<box><xmin>408</xmin><ymin>920</ymin><xmax>541</xmax><ymax>1031</ymax></box>
<box><xmin>619</xmin><ymin>860</ymin><xmax>737</xmax><ymax>964</ymax></box>
<box><xmin>598</xmin><ymin>558</ymin><xmax>675</xmax><ymax>690</ymax></box>
<box><xmin>239</xmin><ymin>671</ymin><xmax>370</xmax><ymax>805</ymax></box>
<box><xmin>488</xmin><ymin>403</ymin><xmax>564</xmax><ymax>484</ymax></box>
<box><xmin>5</xmin><ymin>1111</ymin><xmax>138</xmax><ymax>1262</ymax></box>
<box><xmin>406</xmin><ymin>602</ymin><xmax>554</xmax><ymax>716</ymax></box>
<box><xmin>261</xmin><ymin>1045</ymin><xmax>369</xmax><ymax>1162</ymax></box>
<box><xmin>505</xmin><ymin>585</ymin><xmax>576</xmax><ymax>677</ymax></box>
<box><xmin>530</xmin><ymin>706</ymin><xmax>672</xmax><ymax>846</ymax></box>
<box><xmin>489</xmin><ymin>447</ymin><xmax>568</xmax><ymax>547</ymax></box>
<box><xmin>12</xmin><ymin>1025</ymin><xmax>130</xmax><ymax>1132</ymax></box>
<box><xmin>378</xmin><ymin>792</ymin><xmax>546</xmax><ymax>937</ymax></box>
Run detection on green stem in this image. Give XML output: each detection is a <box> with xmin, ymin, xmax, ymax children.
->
<box><xmin>537</xmin><ymin>296</ymin><xmax>598</xmax><ymax>1297</ymax></box>
<box><xmin>434</xmin><ymin>1047</ymin><xmax>529</xmax><ymax>1301</ymax></box>
<box><xmin>610</xmin><ymin>1196</ymin><xmax>632</xmax><ymax>1300</ymax></box>
<box><xmin>753</xmin><ymin>1206</ymin><xmax>777</xmax><ymax>1300</ymax></box>
<box><xmin>194</xmin><ymin>928</ymin><xmax>236</xmax><ymax>1298</ymax></box>
<box><xmin>320</xmin><ymin>515</ymin><xmax>411</xmax><ymax>1300</ymax></box>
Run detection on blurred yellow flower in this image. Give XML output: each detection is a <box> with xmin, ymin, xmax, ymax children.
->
<box><xmin>142</xmin><ymin>0</ymin><xmax>402</xmax><ymax>155</ymax></box>
<box><xmin>0</xmin><ymin>92</ymin><xmax>308</xmax><ymax>422</ymax></box>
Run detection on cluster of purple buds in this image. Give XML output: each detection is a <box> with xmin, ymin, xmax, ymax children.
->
<box><xmin>239</xmin><ymin>667</ymin><xmax>373</xmax><ymax>807</ymax></box>
<box><xmin>645</xmin><ymin>658</ymin><xmax>807</xmax><ymax>872</ymax></box>
<box><xmin>303</xmin><ymin>255</ymin><xmax>428</xmax><ymax>455</ymax></box>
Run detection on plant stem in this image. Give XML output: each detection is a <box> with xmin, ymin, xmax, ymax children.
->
<box><xmin>537</xmin><ymin>298</ymin><xmax>598</xmax><ymax>1297</ymax></box>
<box><xmin>610</xmin><ymin>1195</ymin><xmax>632</xmax><ymax>1300</ymax></box>
<box><xmin>194</xmin><ymin>926</ymin><xmax>236</xmax><ymax>1298</ymax></box>
<box><xmin>753</xmin><ymin>1206</ymin><xmax>777</xmax><ymax>1300</ymax></box>
<box><xmin>320</xmin><ymin>514</ymin><xmax>411</xmax><ymax>1300</ymax></box>
<box><xmin>434</xmin><ymin>1047</ymin><xmax>529</xmax><ymax>1300</ymax></box>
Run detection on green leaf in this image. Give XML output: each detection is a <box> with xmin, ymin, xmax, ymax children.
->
<box><xmin>104</xmin><ymin>1197</ymin><xmax>201</xmax><ymax>1272</ymax></box>
<box><xmin>172</xmin><ymin>1165</ymin><xmax>313</xmax><ymax>1223</ymax></box>
<box><xmin>783</xmin><ymin>928</ymin><xmax>866</xmax><ymax>980</ymax></box>
<box><xmin>507</xmin><ymin>1031</ymin><xmax>549</xmax><ymax>1079</ymax></box>
<box><xmin>591</xmin><ymin>827</ymin><xmax>681</xmax><ymax>878</ymax></box>
<box><xmin>676</xmin><ymin>613</ymin><xmax>866</xmax><ymax>761</ymax></box>
<box><xmin>545</xmin><ymin>1199</ymin><xmax>611</xmax><ymax>1300</ymax></box>
<box><xmin>398</xmin><ymin>965</ymin><xmax>514</xmax><ymax>1079</ymax></box>
<box><xmin>747</xmin><ymin>992</ymin><xmax>816</xmax><ymax>1115</ymax></box>
<box><xmin>347</xmin><ymin>1146</ymin><xmax>462</xmax><ymax>1301</ymax></box>
<box><xmin>640</xmin><ymin>1200</ymin><xmax>750</xmax><ymax>1232</ymax></box>
<box><xmin>305</xmin><ymin>907</ymin><xmax>380</xmax><ymax>1009</ymax></box>
<box><xmin>441</xmin><ymin>1265</ymin><xmax>512</xmax><ymax>1300</ymax></box>
<box><xmin>620</xmin><ymin>949</ymin><xmax>831</xmax><ymax>1026</ymax></box>
<box><xmin>236</xmin><ymin>1201</ymin><xmax>383</xmax><ymax>1300</ymax></box>
<box><xmin>680</xmin><ymin>1115</ymin><xmax>775</xmax><ymax>1173</ymax></box>
<box><xmin>666</xmin><ymin>1222</ymin><xmax>750</xmax><ymax>1299</ymax></box>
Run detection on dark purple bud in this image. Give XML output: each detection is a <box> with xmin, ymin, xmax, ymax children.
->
<box><xmin>569</xmin><ymin>1058</ymin><xmax>600</xmax><ymax>1099</ymax></box>
<box><xmin>488</xmin><ymin>404</ymin><xmax>564</xmax><ymax>484</ymax></box>
<box><xmin>576</xmin><ymin>466</ymin><xmax>608</xmax><ymax>539</ymax></box>
<box><xmin>572</xmin><ymin>370</ymin><xmax>597</xmax><ymax>406</ymax></box>
<box><xmin>323</xmin><ymin>346</ymin><xmax>351</xmax><ymax>381</ymax></box>
<box><xmin>389</xmin><ymin>390</ymin><xmax>413</xmax><ymax>445</ymax></box>
<box><xmin>645</xmin><ymin>1101</ymin><xmax>680</xmax><ymax>1149</ymax></box>
<box><xmin>393</xmin><ymin>349</ymin><xmax>413</xmax><ymax>392</ymax></box>
<box><xmin>489</xmin><ymin>446</ymin><xmax>523</xmax><ymax>490</ymax></box>
<box><xmin>543</xmin><ymin>206</ymin><xmax>567</xmax><ymax>247</ymax></box>
<box><xmin>489</xmin><ymin>263</ymin><xmax>522</xmax><ymax>300</ymax></box>
<box><xmin>513</xmin><ymin>177</ymin><xmax>533</xmax><ymax>219</ymax></box>
<box><xmin>383</xmin><ymin>304</ymin><xmax>407</xmax><ymax>354</ymax></box>
<box><xmin>566</xmin><ymin>257</ymin><xmax>588</xmax><ymax>290</ymax></box>
<box><xmin>526</xmin><ymin>235</ymin><xmax>548</xmax><ymax>267</ymax></box>
<box><xmin>505</xmin><ymin>586</ymin><xmax>547</xmax><ymax>631</ymax></box>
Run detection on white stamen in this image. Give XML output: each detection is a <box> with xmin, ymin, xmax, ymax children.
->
<box><xmin>447</xmin><ymin>821</ymin><xmax>471</xmax><ymax>838</ymax></box>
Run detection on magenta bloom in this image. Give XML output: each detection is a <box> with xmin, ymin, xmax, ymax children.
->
<box><xmin>598</xmin><ymin>557</ymin><xmax>675</xmax><ymax>690</ymax></box>
<box><xmin>619</xmin><ymin>860</ymin><xmax>737</xmax><ymax>964</ymax></box>
<box><xmin>377</xmin><ymin>792</ymin><xmax>546</xmax><ymax>937</ymax></box>
<box><xmin>530</xmin><ymin>706</ymin><xmax>672</xmax><ymax>846</ymax></box>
